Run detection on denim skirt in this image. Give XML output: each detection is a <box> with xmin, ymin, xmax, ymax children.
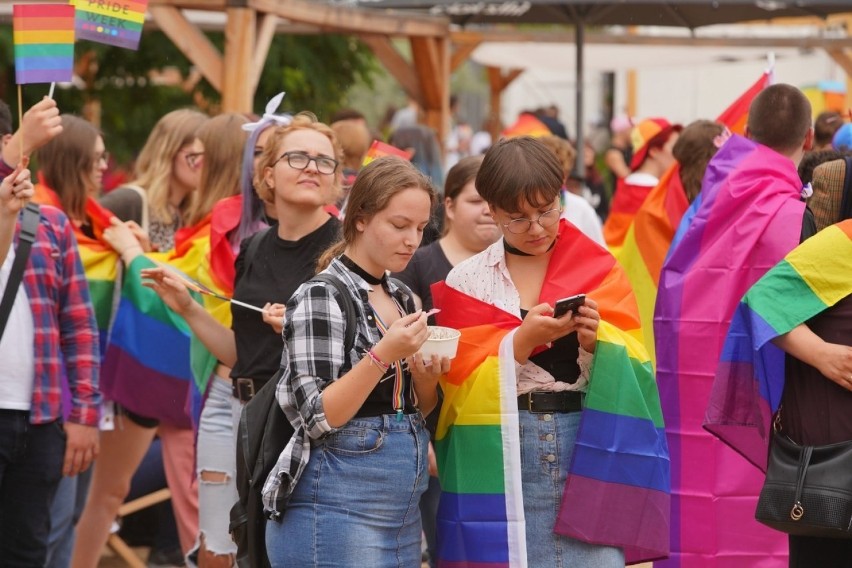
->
<box><xmin>266</xmin><ymin>412</ymin><xmax>429</xmax><ymax>568</ymax></box>
<box><xmin>518</xmin><ymin>409</ymin><xmax>625</xmax><ymax>567</ymax></box>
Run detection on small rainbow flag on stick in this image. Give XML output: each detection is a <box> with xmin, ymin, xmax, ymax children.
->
<box><xmin>13</xmin><ymin>4</ymin><xmax>76</xmax><ymax>84</ymax></box>
<box><xmin>70</xmin><ymin>0</ymin><xmax>148</xmax><ymax>50</ymax></box>
<box><xmin>362</xmin><ymin>141</ymin><xmax>412</xmax><ymax>167</ymax></box>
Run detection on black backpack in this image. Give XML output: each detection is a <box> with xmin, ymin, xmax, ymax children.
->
<box><xmin>228</xmin><ymin>265</ymin><xmax>357</xmax><ymax>568</ymax></box>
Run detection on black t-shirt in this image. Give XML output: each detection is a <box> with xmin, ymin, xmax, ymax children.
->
<box><xmin>393</xmin><ymin>240</ymin><xmax>453</xmax><ymax>313</ymax></box>
<box><xmin>229</xmin><ymin>216</ymin><xmax>341</xmax><ymax>382</ymax></box>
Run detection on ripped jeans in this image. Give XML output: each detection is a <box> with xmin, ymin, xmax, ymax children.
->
<box><xmin>188</xmin><ymin>375</ymin><xmax>242</xmax><ymax>564</ymax></box>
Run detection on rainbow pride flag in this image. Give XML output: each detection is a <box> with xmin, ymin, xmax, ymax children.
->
<box><xmin>362</xmin><ymin>141</ymin><xmax>413</xmax><ymax>167</ymax></box>
<box><xmin>432</xmin><ymin>220</ymin><xmax>669</xmax><ymax>566</ymax></box>
<box><xmin>71</xmin><ymin>0</ymin><xmax>148</xmax><ymax>50</ymax></box>
<box><xmin>716</xmin><ymin>70</ymin><xmax>772</xmax><ymax>136</ymax></box>
<box><xmin>501</xmin><ymin>113</ymin><xmax>551</xmax><ymax>139</ymax></box>
<box><xmin>653</xmin><ymin>135</ymin><xmax>805</xmax><ymax>566</ymax></box>
<box><xmin>101</xmin><ymin>197</ymin><xmax>241</xmax><ymax>426</ymax></box>
<box><xmin>13</xmin><ymin>4</ymin><xmax>76</xmax><ymax>84</ymax></box>
<box><xmin>706</xmin><ymin>220</ymin><xmax>852</xmax><ymax>470</ymax></box>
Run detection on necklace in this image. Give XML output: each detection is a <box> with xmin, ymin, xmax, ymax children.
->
<box><xmin>340</xmin><ymin>255</ymin><xmax>384</xmax><ymax>286</ymax></box>
<box><xmin>503</xmin><ymin>237</ymin><xmax>556</xmax><ymax>256</ymax></box>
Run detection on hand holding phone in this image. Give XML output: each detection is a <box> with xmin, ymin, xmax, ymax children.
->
<box><xmin>552</xmin><ymin>294</ymin><xmax>586</xmax><ymax>318</ymax></box>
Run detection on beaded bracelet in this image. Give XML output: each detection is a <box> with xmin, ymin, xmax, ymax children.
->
<box><xmin>366</xmin><ymin>348</ymin><xmax>390</xmax><ymax>373</ymax></box>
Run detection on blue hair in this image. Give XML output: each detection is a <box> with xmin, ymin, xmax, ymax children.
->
<box><xmin>233</xmin><ymin>121</ymin><xmax>276</xmax><ymax>247</ymax></box>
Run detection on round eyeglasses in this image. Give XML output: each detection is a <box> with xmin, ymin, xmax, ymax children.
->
<box><xmin>501</xmin><ymin>207</ymin><xmax>562</xmax><ymax>234</ymax></box>
<box><xmin>275</xmin><ymin>151</ymin><xmax>339</xmax><ymax>175</ymax></box>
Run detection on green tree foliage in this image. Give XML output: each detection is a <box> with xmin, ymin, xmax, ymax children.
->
<box><xmin>0</xmin><ymin>25</ymin><xmax>377</xmax><ymax>166</ymax></box>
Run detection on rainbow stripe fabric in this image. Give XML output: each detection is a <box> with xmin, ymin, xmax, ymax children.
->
<box><xmin>431</xmin><ymin>220</ymin><xmax>669</xmax><ymax>566</ymax></box>
<box><xmin>706</xmin><ymin>220</ymin><xmax>852</xmax><ymax>471</ymax></box>
<box><xmin>101</xmin><ymin>197</ymin><xmax>240</xmax><ymax>427</ymax></box>
<box><xmin>501</xmin><ymin>113</ymin><xmax>551</xmax><ymax>139</ymax></box>
<box><xmin>715</xmin><ymin>71</ymin><xmax>772</xmax><ymax>136</ymax></box>
<box><xmin>362</xmin><ymin>140</ymin><xmax>413</xmax><ymax>166</ymax></box>
<box><xmin>13</xmin><ymin>4</ymin><xmax>76</xmax><ymax>84</ymax></box>
<box><xmin>653</xmin><ymin>135</ymin><xmax>805</xmax><ymax>566</ymax></box>
<box><xmin>71</xmin><ymin>0</ymin><xmax>148</xmax><ymax>50</ymax></box>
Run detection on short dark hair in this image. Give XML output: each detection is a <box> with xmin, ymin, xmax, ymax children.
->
<box><xmin>747</xmin><ymin>84</ymin><xmax>811</xmax><ymax>153</ymax></box>
<box><xmin>814</xmin><ymin>111</ymin><xmax>842</xmax><ymax>148</ymax></box>
<box><xmin>475</xmin><ymin>137</ymin><xmax>563</xmax><ymax>213</ymax></box>
<box><xmin>0</xmin><ymin>100</ymin><xmax>12</xmax><ymax>137</ymax></box>
<box><xmin>330</xmin><ymin>108</ymin><xmax>365</xmax><ymax>124</ymax></box>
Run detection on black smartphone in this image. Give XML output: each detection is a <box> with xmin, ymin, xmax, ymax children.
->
<box><xmin>552</xmin><ymin>294</ymin><xmax>586</xmax><ymax>318</ymax></box>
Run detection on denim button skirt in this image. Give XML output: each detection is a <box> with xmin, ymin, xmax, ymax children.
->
<box><xmin>266</xmin><ymin>413</ymin><xmax>429</xmax><ymax>567</ymax></box>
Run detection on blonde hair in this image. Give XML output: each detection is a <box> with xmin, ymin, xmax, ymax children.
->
<box><xmin>317</xmin><ymin>156</ymin><xmax>436</xmax><ymax>271</ymax></box>
<box><xmin>254</xmin><ymin>112</ymin><xmax>344</xmax><ymax>203</ymax></box>
<box><xmin>185</xmin><ymin>113</ymin><xmax>249</xmax><ymax>226</ymax></box>
<box><xmin>37</xmin><ymin>114</ymin><xmax>100</xmax><ymax>222</ymax></box>
<box><xmin>331</xmin><ymin>120</ymin><xmax>371</xmax><ymax>170</ymax></box>
<box><xmin>131</xmin><ymin>109</ymin><xmax>208</xmax><ymax>224</ymax></box>
<box><xmin>537</xmin><ymin>135</ymin><xmax>576</xmax><ymax>185</ymax></box>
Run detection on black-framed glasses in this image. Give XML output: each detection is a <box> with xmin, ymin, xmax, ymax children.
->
<box><xmin>501</xmin><ymin>207</ymin><xmax>562</xmax><ymax>234</ymax></box>
<box><xmin>275</xmin><ymin>151</ymin><xmax>339</xmax><ymax>175</ymax></box>
<box><xmin>185</xmin><ymin>151</ymin><xmax>204</xmax><ymax>169</ymax></box>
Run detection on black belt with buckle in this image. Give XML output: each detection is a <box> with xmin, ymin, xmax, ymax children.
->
<box><xmin>518</xmin><ymin>390</ymin><xmax>583</xmax><ymax>413</ymax></box>
<box><xmin>233</xmin><ymin>377</ymin><xmax>266</xmax><ymax>403</ymax></box>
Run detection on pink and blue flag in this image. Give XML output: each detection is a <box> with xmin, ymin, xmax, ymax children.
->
<box><xmin>653</xmin><ymin>135</ymin><xmax>806</xmax><ymax>566</ymax></box>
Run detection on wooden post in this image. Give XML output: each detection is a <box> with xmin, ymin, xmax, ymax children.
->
<box><xmin>486</xmin><ymin>66</ymin><xmax>524</xmax><ymax>139</ymax></box>
<box><xmin>410</xmin><ymin>36</ymin><xmax>450</xmax><ymax>144</ymax></box>
<box><xmin>222</xmin><ymin>7</ymin><xmax>256</xmax><ymax>113</ymax></box>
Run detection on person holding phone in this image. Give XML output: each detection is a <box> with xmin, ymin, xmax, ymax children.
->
<box><xmin>435</xmin><ymin>136</ymin><xmax>662</xmax><ymax>566</ymax></box>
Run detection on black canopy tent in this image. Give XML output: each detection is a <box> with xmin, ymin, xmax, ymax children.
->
<box><xmin>350</xmin><ymin>0</ymin><xmax>852</xmax><ymax>174</ymax></box>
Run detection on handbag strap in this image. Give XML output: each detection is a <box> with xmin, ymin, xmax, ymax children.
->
<box><xmin>0</xmin><ymin>203</ymin><xmax>40</xmax><ymax>343</ymax></box>
<box><xmin>791</xmin><ymin>445</ymin><xmax>813</xmax><ymax>521</ymax></box>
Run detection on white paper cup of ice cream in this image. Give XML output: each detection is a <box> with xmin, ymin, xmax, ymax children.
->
<box><xmin>419</xmin><ymin>326</ymin><xmax>461</xmax><ymax>360</ymax></box>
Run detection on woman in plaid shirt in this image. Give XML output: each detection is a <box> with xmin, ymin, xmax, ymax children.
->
<box><xmin>264</xmin><ymin>156</ymin><xmax>451</xmax><ymax>567</ymax></box>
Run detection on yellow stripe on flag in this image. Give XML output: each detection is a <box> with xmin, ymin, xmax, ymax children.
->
<box><xmin>788</xmin><ymin>224</ymin><xmax>852</xmax><ymax>308</ymax></box>
<box><xmin>13</xmin><ymin>30</ymin><xmax>75</xmax><ymax>44</ymax></box>
<box><xmin>436</xmin><ymin>356</ymin><xmax>503</xmax><ymax>440</ymax></box>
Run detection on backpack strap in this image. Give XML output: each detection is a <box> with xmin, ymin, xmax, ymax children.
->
<box><xmin>0</xmin><ymin>203</ymin><xmax>40</xmax><ymax>343</ymax></box>
<box><xmin>243</xmin><ymin>227</ymin><xmax>272</xmax><ymax>273</ymax></box>
<box><xmin>311</xmin><ymin>273</ymin><xmax>357</xmax><ymax>361</ymax></box>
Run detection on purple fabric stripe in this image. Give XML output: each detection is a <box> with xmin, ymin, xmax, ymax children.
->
<box><xmin>555</xmin><ymin>475</ymin><xmax>670</xmax><ymax>564</ymax></box>
<box><xmin>15</xmin><ymin>67</ymin><xmax>73</xmax><ymax>84</ymax></box>
<box><xmin>438</xmin><ymin>562</ymin><xmax>509</xmax><ymax>568</ymax></box>
<box><xmin>101</xmin><ymin>346</ymin><xmax>191</xmax><ymax>428</ymax></box>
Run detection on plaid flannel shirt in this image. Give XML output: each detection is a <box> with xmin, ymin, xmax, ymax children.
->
<box><xmin>11</xmin><ymin>205</ymin><xmax>100</xmax><ymax>426</ymax></box>
<box><xmin>262</xmin><ymin>258</ymin><xmax>414</xmax><ymax>515</ymax></box>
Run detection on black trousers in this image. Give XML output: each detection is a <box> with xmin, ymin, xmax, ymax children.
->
<box><xmin>0</xmin><ymin>410</ymin><xmax>65</xmax><ymax>567</ymax></box>
<box><xmin>789</xmin><ymin>534</ymin><xmax>852</xmax><ymax>568</ymax></box>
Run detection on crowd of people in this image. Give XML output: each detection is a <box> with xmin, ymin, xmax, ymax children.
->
<box><xmin>0</xmin><ymin>80</ymin><xmax>850</xmax><ymax>568</ymax></box>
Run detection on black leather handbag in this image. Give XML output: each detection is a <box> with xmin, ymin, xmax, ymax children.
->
<box><xmin>755</xmin><ymin>419</ymin><xmax>852</xmax><ymax>539</ymax></box>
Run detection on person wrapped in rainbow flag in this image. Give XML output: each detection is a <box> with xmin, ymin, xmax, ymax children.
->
<box><xmin>431</xmin><ymin>136</ymin><xmax>670</xmax><ymax>567</ymax></box>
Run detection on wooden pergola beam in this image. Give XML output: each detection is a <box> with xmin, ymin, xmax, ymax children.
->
<box><xmin>360</xmin><ymin>35</ymin><xmax>422</xmax><ymax>104</ymax></box>
<box><xmin>452</xmin><ymin>28</ymin><xmax>852</xmax><ymax>50</ymax></box>
<box><xmin>149</xmin><ymin>5</ymin><xmax>223</xmax><ymax>92</ymax></box>
<box><xmin>247</xmin><ymin>0</ymin><xmax>448</xmax><ymax>37</ymax></box>
<box><xmin>411</xmin><ymin>36</ymin><xmax>450</xmax><ymax>142</ymax></box>
<box><xmin>826</xmin><ymin>48</ymin><xmax>852</xmax><ymax>78</ymax></box>
<box><xmin>222</xmin><ymin>7</ymin><xmax>255</xmax><ymax>112</ymax></box>
<box><xmin>251</xmin><ymin>13</ymin><xmax>279</xmax><ymax>93</ymax></box>
<box><xmin>486</xmin><ymin>66</ymin><xmax>524</xmax><ymax>138</ymax></box>
<box><xmin>450</xmin><ymin>41</ymin><xmax>481</xmax><ymax>73</ymax></box>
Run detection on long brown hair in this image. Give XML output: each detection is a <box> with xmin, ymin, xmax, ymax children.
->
<box><xmin>185</xmin><ymin>113</ymin><xmax>249</xmax><ymax>226</ymax></box>
<box><xmin>673</xmin><ymin>120</ymin><xmax>724</xmax><ymax>203</ymax></box>
<box><xmin>132</xmin><ymin>109</ymin><xmax>208</xmax><ymax>224</ymax></box>
<box><xmin>317</xmin><ymin>156</ymin><xmax>436</xmax><ymax>271</ymax></box>
<box><xmin>37</xmin><ymin>114</ymin><xmax>100</xmax><ymax>221</ymax></box>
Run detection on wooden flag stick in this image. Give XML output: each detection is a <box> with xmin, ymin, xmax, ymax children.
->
<box><xmin>48</xmin><ymin>82</ymin><xmax>55</xmax><ymax>100</ymax></box>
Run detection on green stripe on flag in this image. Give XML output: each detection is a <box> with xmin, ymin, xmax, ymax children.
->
<box><xmin>585</xmin><ymin>340</ymin><xmax>663</xmax><ymax>427</ymax></box>
<box><xmin>88</xmin><ymin>279</ymin><xmax>115</xmax><ymax>331</ymax></box>
<box><xmin>745</xmin><ymin>259</ymin><xmax>827</xmax><ymax>335</ymax></box>
<box><xmin>124</xmin><ymin>256</ymin><xmax>193</xmax><ymax>332</ymax></box>
<box><xmin>14</xmin><ymin>44</ymin><xmax>75</xmax><ymax>58</ymax></box>
<box><xmin>435</xmin><ymin>424</ymin><xmax>504</xmax><ymax>494</ymax></box>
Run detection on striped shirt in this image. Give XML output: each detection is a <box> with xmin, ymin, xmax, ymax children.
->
<box><xmin>8</xmin><ymin>205</ymin><xmax>100</xmax><ymax>426</ymax></box>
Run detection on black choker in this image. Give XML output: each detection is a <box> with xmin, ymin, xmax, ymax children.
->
<box><xmin>340</xmin><ymin>255</ymin><xmax>385</xmax><ymax>285</ymax></box>
<box><xmin>503</xmin><ymin>237</ymin><xmax>556</xmax><ymax>256</ymax></box>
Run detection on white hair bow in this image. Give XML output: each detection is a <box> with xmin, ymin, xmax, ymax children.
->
<box><xmin>242</xmin><ymin>92</ymin><xmax>292</xmax><ymax>132</ymax></box>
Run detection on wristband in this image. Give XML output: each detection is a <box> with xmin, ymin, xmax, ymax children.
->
<box><xmin>366</xmin><ymin>348</ymin><xmax>389</xmax><ymax>373</ymax></box>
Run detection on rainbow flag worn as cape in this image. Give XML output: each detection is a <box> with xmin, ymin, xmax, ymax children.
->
<box><xmin>653</xmin><ymin>135</ymin><xmax>805</xmax><ymax>567</ymax></box>
<box><xmin>614</xmin><ymin>71</ymin><xmax>770</xmax><ymax>357</ymax></box>
<box><xmin>32</xmin><ymin>187</ymin><xmax>120</xmax><ymax>353</ymax></box>
<box><xmin>431</xmin><ymin>220</ymin><xmax>669</xmax><ymax>566</ymax></box>
<box><xmin>102</xmin><ymin>196</ymin><xmax>241</xmax><ymax>427</ymax></box>
<box><xmin>706</xmin><ymin>220</ymin><xmax>852</xmax><ymax>471</ymax></box>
